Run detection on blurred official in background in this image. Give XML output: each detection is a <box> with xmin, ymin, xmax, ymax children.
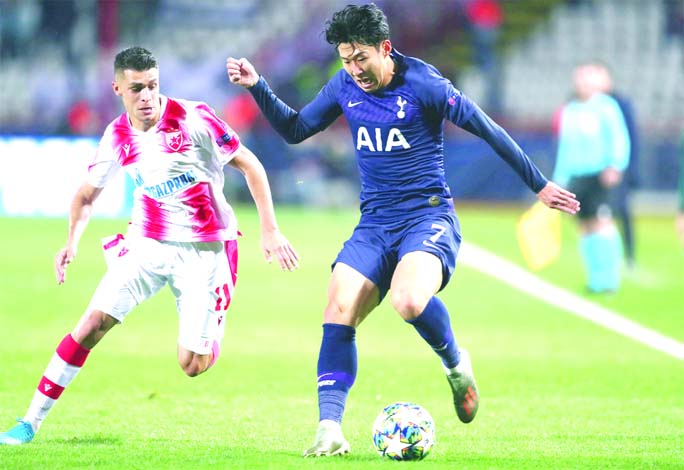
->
<box><xmin>594</xmin><ymin>62</ymin><xmax>639</xmax><ymax>268</ymax></box>
<box><xmin>553</xmin><ymin>62</ymin><xmax>630</xmax><ymax>293</ymax></box>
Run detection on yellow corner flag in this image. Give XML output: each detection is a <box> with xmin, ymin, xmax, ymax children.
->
<box><xmin>516</xmin><ymin>202</ymin><xmax>561</xmax><ymax>270</ymax></box>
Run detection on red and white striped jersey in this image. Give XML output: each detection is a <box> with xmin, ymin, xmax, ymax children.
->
<box><xmin>88</xmin><ymin>96</ymin><xmax>241</xmax><ymax>242</ymax></box>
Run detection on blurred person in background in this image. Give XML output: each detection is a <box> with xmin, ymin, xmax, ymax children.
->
<box><xmin>663</xmin><ymin>0</ymin><xmax>684</xmax><ymax>41</ymax></box>
<box><xmin>0</xmin><ymin>0</ymin><xmax>41</xmax><ymax>59</ymax></box>
<box><xmin>228</xmin><ymin>3</ymin><xmax>579</xmax><ymax>457</ymax></box>
<box><xmin>65</xmin><ymin>100</ymin><xmax>100</xmax><ymax>136</ymax></box>
<box><xmin>594</xmin><ymin>62</ymin><xmax>639</xmax><ymax>268</ymax></box>
<box><xmin>465</xmin><ymin>0</ymin><xmax>504</xmax><ymax>115</ymax></box>
<box><xmin>677</xmin><ymin>130</ymin><xmax>684</xmax><ymax>243</ymax></box>
<box><xmin>553</xmin><ymin>62</ymin><xmax>630</xmax><ymax>293</ymax></box>
<box><xmin>0</xmin><ymin>46</ymin><xmax>299</xmax><ymax>445</ymax></box>
<box><xmin>38</xmin><ymin>0</ymin><xmax>78</xmax><ymax>66</ymax></box>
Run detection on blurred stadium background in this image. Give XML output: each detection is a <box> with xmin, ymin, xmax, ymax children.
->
<box><xmin>1</xmin><ymin>0</ymin><xmax>682</xmax><ymax>216</ymax></box>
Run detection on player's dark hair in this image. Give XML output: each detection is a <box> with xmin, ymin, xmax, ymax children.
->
<box><xmin>114</xmin><ymin>46</ymin><xmax>157</xmax><ymax>74</ymax></box>
<box><xmin>324</xmin><ymin>3</ymin><xmax>390</xmax><ymax>47</ymax></box>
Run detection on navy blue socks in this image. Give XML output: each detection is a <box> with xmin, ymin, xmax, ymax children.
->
<box><xmin>317</xmin><ymin>323</ymin><xmax>357</xmax><ymax>423</ymax></box>
<box><xmin>316</xmin><ymin>298</ymin><xmax>459</xmax><ymax>423</ymax></box>
<box><xmin>407</xmin><ymin>296</ymin><xmax>460</xmax><ymax>369</ymax></box>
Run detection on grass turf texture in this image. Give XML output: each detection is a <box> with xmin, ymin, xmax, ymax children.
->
<box><xmin>0</xmin><ymin>206</ymin><xmax>682</xmax><ymax>469</ymax></box>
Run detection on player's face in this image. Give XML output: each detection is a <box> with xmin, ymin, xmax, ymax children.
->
<box><xmin>573</xmin><ymin>65</ymin><xmax>601</xmax><ymax>101</ymax></box>
<box><xmin>338</xmin><ymin>40</ymin><xmax>394</xmax><ymax>93</ymax></box>
<box><xmin>594</xmin><ymin>66</ymin><xmax>612</xmax><ymax>93</ymax></box>
<box><xmin>112</xmin><ymin>68</ymin><xmax>161</xmax><ymax>131</ymax></box>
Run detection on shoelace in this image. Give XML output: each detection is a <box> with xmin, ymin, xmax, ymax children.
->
<box><xmin>12</xmin><ymin>419</ymin><xmax>32</xmax><ymax>437</ymax></box>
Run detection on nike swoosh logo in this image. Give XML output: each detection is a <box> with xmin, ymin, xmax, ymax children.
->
<box><xmin>347</xmin><ymin>100</ymin><xmax>364</xmax><ymax>108</ymax></box>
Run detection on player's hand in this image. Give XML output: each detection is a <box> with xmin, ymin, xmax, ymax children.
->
<box><xmin>55</xmin><ymin>246</ymin><xmax>76</xmax><ymax>285</ymax></box>
<box><xmin>537</xmin><ymin>181</ymin><xmax>580</xmax><ymax>215</ymax></box>
<box><xmin>226</xmin><ymin>57</ymin><xmax>259</xmax><ymax>88</ymax></box>
<box><xmin>676</xmin><ymin>212</ymin><xmax>684</xmax><ymax>245</ymax></box>
<box><xmin>261</xmin><ymin>229</ymin><xmax>300</xmax><ymax>271</ymax></box>
<box><xmin>600</xmin><ymin>167</ymin><xmax>622</xmax><ymax>188</ymax></box>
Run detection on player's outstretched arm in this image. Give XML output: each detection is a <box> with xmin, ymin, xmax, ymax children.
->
<box><xmin>458</xmin><ymin>105</ymin><xmax>578</xmax><ymax>215</ymax></box>
<box><xmin>55</xmin><ymin>182</ymin><xmax>103</xmax><ymax>284</ymax></box>
<box><xmin>536</xmin><ymin>181</ymin><xmax>580</xmax><ymax>215</ymax></box>
<box><xmin>226</xmin><ymin>56</ymin><xmax>339</xmax><ymax>144</ymax></box>
<box><xmin>227</xmin><ymin>145</ymin><xmax>300</xmax><ymax>271</ymax></box>
<box><xmin>226</xmin><ymin>57</ymin><xmax>259</xmax><ymax>88</ymax></box>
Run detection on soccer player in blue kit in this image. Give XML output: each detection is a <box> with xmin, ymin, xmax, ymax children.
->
<box><xmin>227</xmin><ymin>3</ymin><xmax>579</xmax><ymax>457</ymax></box>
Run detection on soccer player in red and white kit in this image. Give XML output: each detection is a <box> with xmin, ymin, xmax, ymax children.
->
<box><xmin>0</xmin><ymin>46</ymin><xmax>300</xmax><ymax>445</ymax></box>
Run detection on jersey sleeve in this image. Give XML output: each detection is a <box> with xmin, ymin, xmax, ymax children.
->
<box><xmin>460</xmin><ymin>103</ymin><xmax>548</xmax><ymax>193</ymax></box>
<box><xmin>419</xmin><ymin>65</ymin><xmax>476</xmax><ymax>127</ymax></box>
<box><xmin>248</xmin><ymin>74</ymin><xmax>342</xmax><ymax>144</ymax></box>
<box><xmin>86</xmin><ymin>131</ymin><xmax>121</xmax><ymax>188</ymax></box>
<box><xmin>415</xmin><ymin>64</ymin><xmax>547</xmax><ymax>193</ymax></box>
<box><xmin>194</xmin><ymin>102</ymin><xmax>241</xmax><ymax>165</ymax></box>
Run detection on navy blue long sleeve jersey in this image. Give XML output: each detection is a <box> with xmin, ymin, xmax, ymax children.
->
<box><xmin>249</xmin><ymin>49</ymin><xmax>547</xmax><ymax>219</ymax></box>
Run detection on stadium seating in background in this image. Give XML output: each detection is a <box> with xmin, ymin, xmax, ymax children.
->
<box><xmin>460</xmin><ymin>0</ymin><xmax>684</xmax><ymax>133</ymax></box>
<box><xmin>1</xmin><ymin>0</ymin><xmax>681</xmax><ymax>206</ymax></box>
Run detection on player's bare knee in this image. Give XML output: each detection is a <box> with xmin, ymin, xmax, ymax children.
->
<box><xmin>179</xmin><ymin>355</ymin><xmax>210</xmax><ymax>377</ymax></box>
<box><xmin>324</xmin><ymin>301</ymin><xmax>364</xmax><ymax>327</ymax></box>
<box><xmin>181</xmin><ymin>361</ymin><xmax>201</xmax><ymax>377</ymax></box>
<box><xmin>389</xmin><ymin>289</ymin><xmax>429</xmax><ymax>320</ymax></box>
<box><xmin>323</xmin><ymin>299</ymin><xmax>348</xmax><ymax>323</ymax></box>
<box><xmin>182</xmin><ymin>363</ymin><xmax>203</xmax><ymax>377</ymax></box>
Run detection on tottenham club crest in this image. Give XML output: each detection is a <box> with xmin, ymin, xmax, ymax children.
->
<box><xmin>396</xmin><ymin>96</ymin><xmax>407</xmax><ymax>119</ymax></box>
<box><xmin>165</xmin><ymin>130</ymin><xmax>183</xmax><ymax>152</ymax></box>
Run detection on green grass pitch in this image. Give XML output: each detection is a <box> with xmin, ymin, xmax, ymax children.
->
<box><xmin>1</xmin><ymin>206</ymin><xmax>682</xmax><ymax>469</ymax></box>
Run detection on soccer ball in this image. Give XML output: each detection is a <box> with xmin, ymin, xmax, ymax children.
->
<box><xmin>372</xmin><ymin>402</ymin><xmax>435</xmax><ymax>460</ymax></box>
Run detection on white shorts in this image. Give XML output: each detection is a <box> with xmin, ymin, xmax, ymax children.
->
<box><xmin>88</xmin><ymin>234</ymin><xmax>238</xmax><ymax>355</ymax></box>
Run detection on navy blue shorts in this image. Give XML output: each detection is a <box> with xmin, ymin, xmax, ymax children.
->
<box><xmin>333</xmin><ymin>212</ymin><xmax>461</xmax><ymax>303</ymax></box>
<box><xmin>569</xmin><ymin>173</ymin><xmax>612</xmax><ymax>220</ymax></box>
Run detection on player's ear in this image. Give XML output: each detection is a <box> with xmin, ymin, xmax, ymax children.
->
<box><xmin>112</xmin><ymin>80</ymin><xmax>122</xmax><ymax>97</ymax></box>
<box><xmin>381</xmin><ymin>39</ymin><xmax>392</xmax><ymax>56</ymax></box>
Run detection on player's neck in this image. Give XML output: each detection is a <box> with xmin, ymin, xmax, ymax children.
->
<box><xmin>379</xmin><ymin>56</ymin><xmax>397</xmax><ymax>89</ymax></box>
<box><xmin>129</xmin><ymin>119</ymin><xmax>156</xmax><ymax>132</ymax></box>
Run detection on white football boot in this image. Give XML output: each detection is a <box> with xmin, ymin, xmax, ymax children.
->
<box><xmin>303</xmin><ymin>419</ymin><xmax>350</xmax><ymax>457</ymax></box>
<box><xmin>446</xmin><ymin>348</ymin><xmax>479</xmax><ymax>423</ymax></box>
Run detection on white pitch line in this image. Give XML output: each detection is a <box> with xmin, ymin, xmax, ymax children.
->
<box><xmin>458</xmin><ymin>241</ymin><xmax>684</xmax><ymax>360</ymax></box>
